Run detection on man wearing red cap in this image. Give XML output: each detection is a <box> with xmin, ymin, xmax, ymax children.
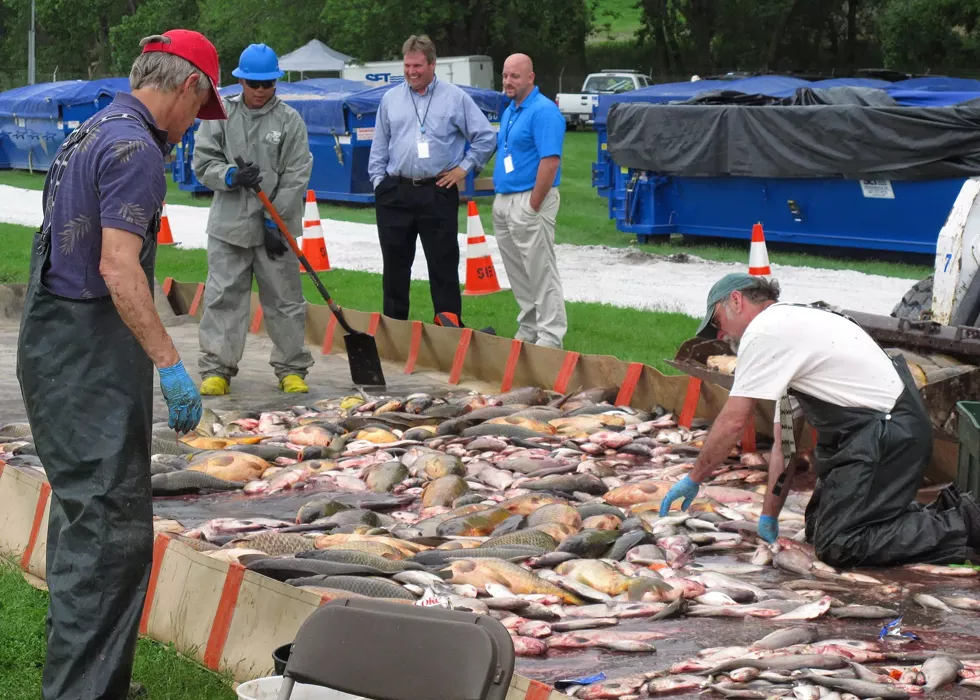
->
<box><xmin>16</xmin><ymin>29</ymin><xmax>224</xmax><ymax>700</ymax></box>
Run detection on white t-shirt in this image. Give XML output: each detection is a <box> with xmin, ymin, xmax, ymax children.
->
<box><xmin>729</xmin><ymin>303</ymin><xmax>904</xmax><ymax>420</ymax></box>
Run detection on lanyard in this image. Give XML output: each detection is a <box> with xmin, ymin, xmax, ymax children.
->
<box><xmin>504</xmin><ymin>107</ymin><xmax>523</xmax><ymax>152</ymax></box>
<box><xmin>410</xmin><ymin>81</ymin><xmax>436</xmax><ymax>135</ymax></box>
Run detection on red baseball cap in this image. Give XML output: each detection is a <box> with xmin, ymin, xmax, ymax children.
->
<box><xmin>141</xmin><ymin>29</ymin><xmax>227</xmax><ymax>120</ymax></box>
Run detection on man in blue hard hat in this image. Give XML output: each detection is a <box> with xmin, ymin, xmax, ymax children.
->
<box><xmin>193</xmin><ymin>43</ymin><xmax>315</xmax><ymax>396</ymax></box>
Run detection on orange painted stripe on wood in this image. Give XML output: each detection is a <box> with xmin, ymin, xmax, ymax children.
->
<box><xmin>188</xmin><ymin>283</ymin><xmax>206</xmax><ymax>316</ymax></box>
<box><xmin>139</xmin><ymin>534</ymin><xmax>172</xmax><ymax>635</ymax></box>
<box><xmin>742</xmin><ymin>422</ymin><xmax>757</xmax><ymax>453</ymax></box>
<box><xmin>527</xmin><ymin>680</ymin><xmax>554</xmax><ymax>700</ymax></box>
<box><xmin>20</xmin><ymin>482</ymin><xmax>51</xmax><ymax>571</ymax></box>
<box><xmin>499</xmin><ymin>340</ymin><xmax>523</xmax><ymax>393</ymax></box>
<box><xmin>367</xmin><ymin>312</ymin><xmax>381</xmax><ymax>336</ymax></box>
<box><xmin>321</xmin><ymin>314</ymin><xmax>338</xmax><ymax>355</ymax></box>
<box><xmin>403</xmin><ymin>321</ymin><xmax>423</xmax><ymax>374</ymax></box>
<box><xmin>162</xmin><ymin>277</ymin><xmax>173</xmax><ymax>298</ymax></box>
<box><xmin>552</xmin><ymin>352</ymin><xmax>580</xmax><ymax>393</ymax></box>
<box><xmin>678</xmin><ymin>376</ymin><xmax>702</xmax><ymax>429</ymax></box>
<box><xmin>203</xmin><ymin>563</ymin><xmax>246</xmax><ymax>671</ymax></box>
<box><xmin>614</xmin><ymin>362</ymin><xmax>644</xmax><ymax>406</ymax></box>
<box><xmin>249</xmin><ymin>306</ymin><xmax>264</xmax><ymax>334</ymax></box>
<box><xmin>448</xmin><ymin>328</ymin><xmax>474</xmax><ymax>385</ymax></box>
<box><xmin>0</xmin><ymin>461</ymin><xmax>6</xmax><ymax>479</ymax></box>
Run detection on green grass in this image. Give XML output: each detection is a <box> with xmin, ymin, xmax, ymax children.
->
<box><xmin>0</xmin><ymin>131</ymin><xmax>932</xmax><ymax>281</ymax></box>
<box><xmin>0</xmin><ymin>559</ymin><xmax>237</xmax><ymax>700</ymax></box>
<box><xmin>0</xmin><ymin>221</ymin><xmax>696</xmax><ymax>374</ymax></box>
<box><xmin>592</xmin><ymin>0</ymin><xmax>644</xmax><ymax>40</ymax></box>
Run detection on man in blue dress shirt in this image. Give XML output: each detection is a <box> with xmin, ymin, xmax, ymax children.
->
<box><xmin>368</xmin><ymin>34</ymin><xmax>496</xmax><ymax>326</ymax></box>
<box><xmin>491</xmin><ymin>53</ymin><xmax>567</xmax><ymax>349</ymax></box>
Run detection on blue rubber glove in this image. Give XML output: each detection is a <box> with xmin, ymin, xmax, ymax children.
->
<box><xmin>758</xmin><ymin>515</ymin><xmax>779</xmax><ymax>543</ymax></box>
<box><xmin>224</xmin><ymin>166</ymin><xmax>237</xmax><ymax>187</ymax></box>
<box><xmin>659</xmin><ymin>475</ymin><xmax>701</xmax><ymax>517</ymax></box>
<box><xmin>158</xmin><ymin>360</ymin><xmax>203</xmax><ymax>435</ymax></box>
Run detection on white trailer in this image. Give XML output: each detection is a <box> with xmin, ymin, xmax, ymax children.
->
<box><xmin>342</xmin><ymin>55</ymin><xmax>496</xmax><ymax>90</ymax></box>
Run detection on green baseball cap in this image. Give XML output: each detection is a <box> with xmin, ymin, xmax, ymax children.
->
<box><xmin>696</xmin><ymin>273</ymin><xmax>768</xmax><ymax>339</ymax></box>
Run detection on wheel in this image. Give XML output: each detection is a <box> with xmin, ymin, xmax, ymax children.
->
<box><xmin>636</xmin><ymin>234</ymin><xmax>651</xmax><ymax>245</ymax></box>
<box><xmin>891</xmin><ymin>275</ymin><xmax>934</xmax><ymax>320</ymax></box>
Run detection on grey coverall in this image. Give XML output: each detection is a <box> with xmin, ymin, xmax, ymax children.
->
<box><xmin>192</xmin><ymin>93</ymin><xmax>314</xmax><ymax>382</ymax></box>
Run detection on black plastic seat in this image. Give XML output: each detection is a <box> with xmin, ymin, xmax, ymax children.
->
<box><xmin>277</xmin><ymin>598</ymin><xmax>516</xmax><ymax>700</ymax></box>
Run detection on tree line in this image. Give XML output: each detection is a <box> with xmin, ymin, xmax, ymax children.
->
<box><xmin>1</xmin><ymin>0</ymin><xmax>979</xmax><ymax>92</ymax></box>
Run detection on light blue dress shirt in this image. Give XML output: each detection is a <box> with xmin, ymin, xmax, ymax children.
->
<box><xmin>368</xmin><ymin>77</ymin><xmax>497</xmax><ymax>187</ymax></box>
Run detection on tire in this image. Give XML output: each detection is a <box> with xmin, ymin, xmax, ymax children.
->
<box><xmin>891</xmin><ymin>275</ymin><xmax>934</xmax><ymax>321</ymax></box>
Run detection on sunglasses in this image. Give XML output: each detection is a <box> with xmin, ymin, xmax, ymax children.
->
<box><xmin>245</xmin><ymin>79</ymin><xmax>276</xmax><ymax>89</ymax></box>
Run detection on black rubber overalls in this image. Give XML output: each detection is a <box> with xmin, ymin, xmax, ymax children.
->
<box><xmin>793</xmin><ymin>307</ymin><xmax>971</xmax><ymax>568</ymax></box>
<box><xmin>15</xmin><ymin>110</ymin><xmax>162</xmax><ymax>700</ymax></box>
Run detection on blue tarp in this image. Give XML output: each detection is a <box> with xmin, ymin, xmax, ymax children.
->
<box><xmin>595</xmin><ymin>75</ymin><xmax>980</xmax><ymax>125</ymax></box>
<box><xmin>214</xmin><ymin>80</ymin><xmax>506</xmax><ymax>133</ymax></box>
<box><xmin>343</xmin><ymin>83</ymin><xmax>509</xmax><ymax>120</ymax></box>
<box><xmin>217</xmin><ymin>81</ymin><xmax>359</xmax><ymax>133</ymax></box>
<box><xmin>0</xmin><ymin>77</ymin><xmax>131</xmax><ymax>118</ymax></box>
<box><xmin>890</xmin><ymin>77</ymin><xmax>980</xmax><ymax>92</ymax></box>
<box><xmin>297</xmin><ymin>78</ymin><xmax>372</xmax><ymax>93</ymax></box>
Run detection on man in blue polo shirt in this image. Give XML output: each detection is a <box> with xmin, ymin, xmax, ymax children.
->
<box><xmin>492</xmin><ymin>53</ymin><xmax>568</xmax><ymax>349</ymax></box>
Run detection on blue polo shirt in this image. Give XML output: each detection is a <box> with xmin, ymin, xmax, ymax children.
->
<box><xmin>493</xmin><ymin>87</ymin><xmax>566</xmax><ymax>194</ymax></box>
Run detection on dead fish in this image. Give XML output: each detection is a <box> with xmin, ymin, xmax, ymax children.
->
<box><xmin>291</xmin><ymin>575</ymin><xmax>415</xmax><ymax>600</ymax></box>
<box><xmin>921</xmin><ymin>654</ymin><xmax>962</xmax><ymax>690</ymax></box>
<box><xmin>558</xmin><ymin>529</ymin><xmax>623</xmax><ymax>558</ymax></box>
<box><xmin>752</xmin><ymin>627</ymin><xmax>820</xmax><ymax>650</ymax></box>
<box><xmin>445</xmin><ymin>559</ymin><xmax>582</xmax><ymax>604</ymax></box>
<box><xmin>799</xmin><ymin>672</ymin><xmax>910</xmax><ymax>699</ymax></box>
<box><xmin>829</xmin><ymin>605</ymin><xmax>899</xmax><ymax>619</ymax></box>
<box><xmin>512</xmin><ymin>636</ymin><xmax>548</xmax><ymax>657</ymax></box>
<box><xmin>228</xmin><ymin>532</ymin><xmax>318</xmax><ymax>556</ymax></box>
<box><xmin>938</xmin><ymin>595</ymin><xmax>980</xmax><ymax>611</ymax></box>
<box><xmin>705</xmin><ymin>655</ymin><xmax>848</xmax><ymax>675</ymax></box>
<box><xmin>150</xmin><ymin>470</ymin><xmax>245</xmax><ymax>496</ymax></box>
<box><xmin>550</xmin><ymin>617</ymin><xmax>619</xmax><ymax>632</ymax></box>
<box><xmin>773</xmin><ymin>548</ymin><xmax>813</xmax><ymax>577</ymax></box>
<box><xmin>914</xmin><ymin>593</ymin><xmax>954</xmax><ymax>612</ymax></box>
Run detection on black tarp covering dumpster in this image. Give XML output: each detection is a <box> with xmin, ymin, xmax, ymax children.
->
<box><xmin>606</xmin><ymin>89</ymin><xmax>980</xmax><ymax>181</ymax></box>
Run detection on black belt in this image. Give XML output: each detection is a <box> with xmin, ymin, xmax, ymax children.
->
<box><xmin>391</xmin><ymin>175</ymin><xmax>438</xmax><ymax>186</ymax></box>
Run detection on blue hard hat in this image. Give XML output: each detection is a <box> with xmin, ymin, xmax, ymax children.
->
<box><xmin>232</xmin><ymin>43</ymin><xmax>285</xmax><ymax>81</ymax></box>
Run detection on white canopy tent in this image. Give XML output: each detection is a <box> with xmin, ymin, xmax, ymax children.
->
<box><xmin>278</xmin><ymin>39</ymin><xmax>354</xmax><ymax>76</ymax></box>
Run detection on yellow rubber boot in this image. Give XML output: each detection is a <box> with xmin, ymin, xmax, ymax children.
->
<box><xmin>200</xmin><ymin>376</ymin><xmax>229</xmax><ymax>396</ymax></box>
<box><xmin>279</xmin><ymin>374</ymin><xmax>308</xmax><ymax>393</ymax></box>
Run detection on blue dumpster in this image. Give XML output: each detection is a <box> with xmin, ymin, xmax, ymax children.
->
<box><xmin>173</xmin><ymin>81</ymin><xmax>508</xmax><ymax>204</ymax></box>
<box><xmin>0</xmin><ymin>77</ymin><xmax>131</xmax><ymax>171</ymax></box>
<box><xmin>599</xmin><ymin>76</ymin><xmax>980</xmax><ymax>254</ymax></box>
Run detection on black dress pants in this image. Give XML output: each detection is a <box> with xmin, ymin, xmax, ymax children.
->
<box><xmin>374</xmin><ymin>175</ymin><xmax>461</xmax><ymax>321</ymax></box>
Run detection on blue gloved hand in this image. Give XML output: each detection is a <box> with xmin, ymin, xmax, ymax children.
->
<box><xmin>659</xmin><ymin>475</ymin><xmax>701</xmax><ymax>517</ymax></box>
<box><xmin>158</xmin><ymin>360</ymin><xmax>203</xmax><ymax>435</ymax></box>
<box><xmin>758</xmin><ymin>515</ymin><xmax>779</xmax><ymax>543</ymax></box>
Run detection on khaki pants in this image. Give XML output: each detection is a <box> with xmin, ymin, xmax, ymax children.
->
<box><xmin>492</xmin><ymin>188</ymin><xmax>567</xmax><ymax>348</ymax></box>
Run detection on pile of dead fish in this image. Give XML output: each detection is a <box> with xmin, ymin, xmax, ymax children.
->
<box><xmin>6</xmin><ymin>385</ymin><xmax>980</xmax><ymax>698</ymax></box>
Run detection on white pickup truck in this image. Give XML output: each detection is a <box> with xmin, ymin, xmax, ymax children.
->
<box><xmin>555</xmin><ymin>70</ymin><xmax>652</xmax><ymax>129</ymax></box>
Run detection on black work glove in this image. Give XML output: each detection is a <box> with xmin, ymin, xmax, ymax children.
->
<box><xmin>263</xmin><ymin>216</ymin><xmax>288</xmax><ymax>260</ymax></box>
<box><xmin>229</xmin><ymin>161</ymin><xmax>262</xmax><ymax>190</ymax></box>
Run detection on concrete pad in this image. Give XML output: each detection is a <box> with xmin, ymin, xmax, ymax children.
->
<box><xmin>0</xmin><ymin>308</ymin><xmax>485</xmax><ymax>424</ymax></box>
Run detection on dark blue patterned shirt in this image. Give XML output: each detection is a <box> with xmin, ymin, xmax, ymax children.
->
<box><xmin>41</xmin><ymin>92</ymin><xmax>171</xmax><ymax>299</ymax></box>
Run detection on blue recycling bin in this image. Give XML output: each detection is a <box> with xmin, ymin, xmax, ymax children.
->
<box><xmin>0</xmin><ymin>77</ymin><xmax>131</xmax><ymax>171</ymax></box>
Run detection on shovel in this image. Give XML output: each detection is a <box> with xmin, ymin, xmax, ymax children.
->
<box><xmin>235</xmin><ymin>156</ymin><xmax>386</xmax><ymax>387</ymax></box>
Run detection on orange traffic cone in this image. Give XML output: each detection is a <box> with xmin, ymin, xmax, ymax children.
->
<box><xmin>300</xmin><ymin>190</ymin><xmax>330</xmax><ymax>272</ymax></box>
<box><xmin>463</xmin><ymin>201</ymin><xmax>501</xmax><ymax>296</ymax></box>
<box><xmin>157</xmin><ymin>202</ymin><xmax>174</xmax><ymax>245</ymax></box>
<box><xmin>748</xmin><ymin>222</ymin><xmax>771</xmax><ymax>276</ymax></box>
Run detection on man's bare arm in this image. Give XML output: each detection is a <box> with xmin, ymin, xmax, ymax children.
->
<box><xmin>99</xmin><ymin>227</ymin><xmax>179</xmax><ymax>368</ymax></box>
<box><xmin>688</xmin><ymin>396</ymin><xmax>755</xmax><ymax>483</ymax></box>
<box><xmin>529</xmin><ymin>156</ymin><xmax>560</xmax><ymax>211</ymax></box>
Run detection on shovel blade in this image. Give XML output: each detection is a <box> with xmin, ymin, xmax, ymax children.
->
<box><xmin>343</xmin><ymin>332</ymin><xmax>386</xmax><ymax>387</ymax></box>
